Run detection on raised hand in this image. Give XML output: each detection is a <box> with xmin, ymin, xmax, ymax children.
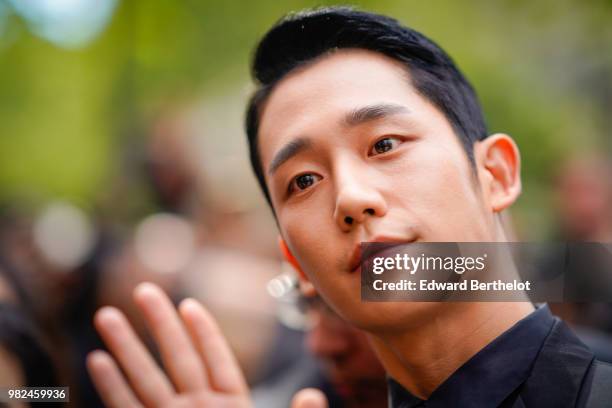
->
<box><xmin>87</xmin><ymin>282</ymin><xmax>251</xmax><ymax>407</ymax></box>
<box><xmin>87</xmin><ymin>282</ymin><xmax>328</xmax><ymax>408</ymax></box>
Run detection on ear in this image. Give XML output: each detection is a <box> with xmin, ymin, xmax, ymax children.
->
<box><xmin>278</xmin><ymin>236</ymin><xmax>317</xmax><ymax>297</ymax></box>
<box><xmin>474</xmin><ymin>134</ymin><xmax>522</xmax><ymax>213</ymax></box>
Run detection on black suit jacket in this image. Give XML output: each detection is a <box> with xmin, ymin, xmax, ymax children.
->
<box><xmin>503</xmin><ymin>319</ymin><xmax>612</xmax><ymax>408</ymax></box>
<box><xmin>388</xmin><ymin>307</ymin><xmax>612</xmax><ymax>408</ymax></box>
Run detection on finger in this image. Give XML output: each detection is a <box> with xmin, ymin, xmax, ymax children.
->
<box><xmin>291</xmin><ymin>388</ymin><xmax>328</xmax><ymax>408</ymax></box>
<box><xmin>87</xmin><ymin>350</ymin><xmax>143</xmax><ymax>408</ymax></box>
<box><xmin>133</xmin><ymin>283</ymin><xmax>208</xmax><ymax>392</ymax></box>
<box><xmin>174</xmin><ymin>392</ymin><xmax>248</xmax><ymax>408</ymax></box>
<box><xmin>94</xmin><ymin>307</ymin><xmax>174</xmax><ymax>407</ymax></box>
<box><xmin>179</xmin><ymin>298</ymin><xmax>248</xmax><ymax>394</ymax></box>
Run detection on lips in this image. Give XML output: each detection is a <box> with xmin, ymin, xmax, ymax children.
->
<box><xmin>348</xmin><ymin>236</ymin><xmax>417</xmax><ymax>273</ymax></box>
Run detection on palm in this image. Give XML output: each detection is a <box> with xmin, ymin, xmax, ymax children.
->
<box><xmin>87</xmin><ymin>283</ymin><xmax>251</xmax><ymax>408</ymax></box>
<box><xmin>87</xmin><ymin>283</ymin><xmax>326</xmax><ymax>408</ymax></box>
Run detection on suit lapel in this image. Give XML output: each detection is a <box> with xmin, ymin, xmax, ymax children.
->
<box><xmin>518</xmin><ymin>318</ymin><xmax>594</xmax><ymax>407</ymax></box>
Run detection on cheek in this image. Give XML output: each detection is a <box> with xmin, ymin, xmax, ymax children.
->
<box><xmin>280</xmin><ymin>204</ymin><xmax>336</xmax><ymax>276</ymax></box>
<box><xmin>279</xmin><ymin>203</ymin><xmax>358</xmax><ymax>310</ymax></box>
<box><xmin>388</xmin><ymin>144</ymin><xmax>489</xmax><ymax>239</ymax></box>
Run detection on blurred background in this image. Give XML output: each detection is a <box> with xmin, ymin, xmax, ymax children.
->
<box><xmin>0</xmin><ymin>0</ymin><xmax>610</xmax><ymax>407</ymax></box>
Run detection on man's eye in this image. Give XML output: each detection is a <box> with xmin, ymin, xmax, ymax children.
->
<box><xmin>370</xmin><ymin>137</ymin><xmax>401</xmax><ymax>156</ymax></box>
<box><xmin>290</xmin><ymin>173</ymin><xmax>321</xmax><ymax>193</ymax></box>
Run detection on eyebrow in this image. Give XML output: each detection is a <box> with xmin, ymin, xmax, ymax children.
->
<box><xmin>268</xmin><ymin>137</ymin><xmax>312</xmax><ymax>175</ymax></box>
<box><xmin>343</xmin><ymin>103</ymin><xmax>410</xmax><ymax>127</ymax></box>
<box><xmin>267</xmin><ymin>103</ymin><xmax>410</xmax><ymax>176</ymax></box>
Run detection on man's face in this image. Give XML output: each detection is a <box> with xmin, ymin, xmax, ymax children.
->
<box><xmin>258</xmin><ymin>49</ymin><xmax>499</xmax><ymax>330</ymax></box>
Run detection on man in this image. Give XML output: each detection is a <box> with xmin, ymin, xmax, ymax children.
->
<box><xmin>87</xmin><ymin>7</ymin><xmax>612</xmax><ymax>407</ymax></box>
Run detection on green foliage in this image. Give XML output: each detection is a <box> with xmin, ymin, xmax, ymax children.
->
<box><xmin>0</xmin><ymin>0</ymin><xmax>609</xmax><ymax>237</ymax></box>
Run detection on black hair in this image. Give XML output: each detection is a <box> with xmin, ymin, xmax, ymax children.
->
<box><xmin>245</xmin><ymin>6</ymin><xmax>488</xmax><ymax>207</ymax></box>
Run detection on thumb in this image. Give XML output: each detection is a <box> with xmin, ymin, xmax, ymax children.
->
<box><xmin>291</xmin><ymin>388</ymin><xmax>328</xmax><ymax>408</ymax></box>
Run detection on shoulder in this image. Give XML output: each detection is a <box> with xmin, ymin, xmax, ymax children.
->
<box><xmin>519</xmin><ymin>318</ymin><xmax>594</xmax><ymax>406</ymax></box>
<box><xmin>578</xmin><ymin>359</ymin><xmax>612</xmax><ymax>408</ymax></box>
<box><xmin>541</xmin><ymin>320</ymin><xmax>612</xmax><ymax>407</ymax></box>
<box><xmin>589</xmin><ymin>359</ymin><xmax>612</xmax><ymax>380</ymax></box>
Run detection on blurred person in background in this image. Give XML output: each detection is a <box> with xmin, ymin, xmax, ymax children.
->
<box><xmin>252</xmin><ymin>274</ymin><xmax>387</xmax><ymax>408</ymax></box>
<box><xmin>547</xmin><ymin>154</ymin><xmax>612</xmax><ymax>362</ymax></box>
<box><xmin>144</xmin><ymin>112</ymin><xmax>203</xmax><ymax>216</ymax></box>
<box><xmin>0</xmin><ymin>200</ymin><xmax>122</xmax><ymax>407</ymax></box>
<box><xmin>0</xmin><ymin>202</ymin><xmax>121</xmax><ymax>406</ymax></box>
<box><xmin>555</xmin><ymin>155</ymin><xmax>612</xmax><ymax>243</ymax></box>
<box><xmin>300</xmin><ymin>294</ymin><xmax>387</xmax><ymax>407</ymax></box>
<box><xmin>0</xmin><ymin>252</ymin><xmax>61</xmax><ymax>406</ymax></box>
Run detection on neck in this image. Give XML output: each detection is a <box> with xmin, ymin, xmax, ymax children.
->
<box><xmin>369</xmin><ymin>301</ymin><xmax>534</xmax><ymax>399</ymax></box>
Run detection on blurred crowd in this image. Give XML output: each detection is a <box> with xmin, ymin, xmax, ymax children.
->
<box><xmin>0</xmin><ymin>108</ymin><xmax>611</xmax><ymax>407</ymax></box>
<box><xmin>0</xmin><ymin>115</ymin><xmax>389</xmax><ymax>407</ymax></box>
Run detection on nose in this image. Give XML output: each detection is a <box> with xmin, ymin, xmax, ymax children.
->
<box><xmin>333</xmin><ymin>169</ymin><xmax>387</xmax><ymax>232</ymax></box>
